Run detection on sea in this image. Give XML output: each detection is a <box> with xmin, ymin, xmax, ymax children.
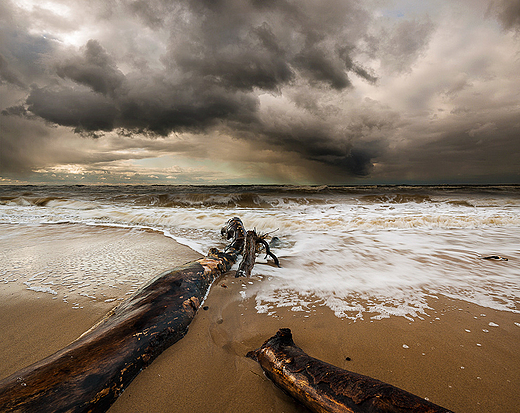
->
<box><xmin>1</xmin><ymin>184</ymin><xmax>519</xmax><ymax>321</ymax></box>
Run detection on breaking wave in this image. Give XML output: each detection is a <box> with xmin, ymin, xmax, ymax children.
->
<box><xmin>1</xmin><ymin>184</ymin><xmax>519</xmax><ymax>320</ymax></box>
<box><xmin>361</xmin><ymin>193</ymin><xmax>433</xmax><ymax>204</ymax></box>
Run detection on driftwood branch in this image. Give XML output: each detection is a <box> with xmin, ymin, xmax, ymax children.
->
<box><xmin>247</xmin><ymin>328</ymin><xmax>454</xmax><ymax>413</ymax></box>
<box><xmin>257</xmin><ymin>238</ymin><xmax>281</xmax><ymax>267</ymax></box>
<box><xmin>236</xmin><ymin>230</ymin><xmax>280</xmax><ymax>277</ymax></box>
<box><xmin>0</xmin><ymin>217</ymin><xmax>246</xmax><ymax>413</ymax></box>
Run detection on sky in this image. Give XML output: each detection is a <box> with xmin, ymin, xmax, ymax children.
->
<box><xmin>1</xmin><ymin>0</ymin><xmax>519</xmax><ymax>185</ymax></box>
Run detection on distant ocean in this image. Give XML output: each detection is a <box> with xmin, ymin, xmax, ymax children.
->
<box><xmin>1</xmin><ymin>184</ymin><xmax>519</xmax><ymax>320</ymax></box>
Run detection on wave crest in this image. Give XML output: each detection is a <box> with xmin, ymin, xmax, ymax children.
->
<box><xmin>133</xmin><ymin>192</ymin><xmax>273</xmax><ymax>208</ymax></box>
<box><xmin>361</xmin><ymin>193</ymin><xmax>433</xmax><ymax>204</ymax></box>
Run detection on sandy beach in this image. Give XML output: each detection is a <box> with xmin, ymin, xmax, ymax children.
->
<box><xmin>108</xmin><ymin>282</ymin><xmax>520</xmax><ymax>413</ymax></box>
<box><xmin>0</xmin><ymin>223</ymin><xmax>201</xmax><ymax>380</ymax></box>
<box><xmin>1</xmin><ymin>224</ymin><xmax>519</xmax><ymax>412</ymax></box>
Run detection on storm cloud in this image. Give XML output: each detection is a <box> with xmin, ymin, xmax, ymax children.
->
<box><xmin>490</xmin><ymin>0</ymin><xmax>520</xmax><ymax>30</ymax></box>
<box><xmin>56</xmin><ymin>40</ymin><xmax>126</xmax><ymax>97</ymax></box>
<box><xmin>1</xmin><ymin>0</ymin><xmax>519</xmax><ymax>183</ymax></box>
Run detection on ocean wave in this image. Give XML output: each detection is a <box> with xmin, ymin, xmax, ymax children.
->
<box><xmin>2</xmin><ymin>184</ymin><xmax>520</xmax><ymax>321</ymax></box>
<box><xmin>0</xmin><ymin>196</ymin><xmax>62</xmax><ymax>207</ymax></box>
<box><xmin>0</xmin><ymin>196</ymin><xmax>101</xmax><ymax>211</ymax></box>
<box><xmin>361</xmin><ymin>193</ymin><xmax>433</xmax><ymax>204</ymax></box>
<box><xmin>130</xmin><ymin>192</ymin><xmax>274</xmax><ymax>208</ymax></box>
<box><xmin>2</xmin><ymin>199</ymin><xmax>520</xmax><ymax>233</ymax></box>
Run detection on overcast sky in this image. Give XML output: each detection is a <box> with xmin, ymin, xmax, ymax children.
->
<box><xmin>1</xmin><ymin>0</ymin><xmax>519</xmax><ymax>185</ymax></box>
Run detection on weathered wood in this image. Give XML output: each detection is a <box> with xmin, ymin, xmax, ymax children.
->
<box><xmin>258</xmin><ymin>237</ymin><xmax>280</xmax><ymax>268</ymax></box>
<box><xmin>247</xmin><ymin>328</ymin><xmax>454</xmax><ymax>413</ymax></box>
<box><xmin>236</xmin><ymin>230</ymin><xmax>257</xmax><ymax>277</ymax></box>
<box><xmin>0</xmin><ymin>217</ymin><xmax>245</xmax><ymax>413</ymax></box>
<box><xmin>236</xmin><ymin>230</ymin><xmax>280</xmax><ymax>277</ymax></box>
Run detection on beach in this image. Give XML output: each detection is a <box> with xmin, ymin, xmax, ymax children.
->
<box><xmin>3</xmin><ymin>0</ymin><xmax>520</xmax><ymax>409</ymax></box>
<box><xmin>110</xmin><ymin>279</ymin><xmax>520</xmax><ymax>413</ymax></box>
<box><xmin>0</xmin><ymin>223</ymin><xmax>201</xmax><ymax>380</ymax></box>
<box><xmin>1</xmin><ymin>222</ymin><xmax>519</xmax><ymax>413</ymax></box>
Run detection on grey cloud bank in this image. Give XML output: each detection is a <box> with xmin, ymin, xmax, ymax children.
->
<box><xmin>1</xmin><ymin>0</ymin><xmax>519</xmax><ymax>184</ymax></box>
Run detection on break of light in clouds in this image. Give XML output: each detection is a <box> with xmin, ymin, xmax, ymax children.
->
<box><xmin>1</xmin><ymin>0</ymin><xmax>519</xmax><ymax>185</ymax></box>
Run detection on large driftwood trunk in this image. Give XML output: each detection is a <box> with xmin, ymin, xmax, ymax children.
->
<box><xmin>0</xmin><ymin>218</ymin><xmax>245</xmax><ymax>413</ymax></box>
<box><xmin>247</xmin><ymin>329</ymin><xmax>454</xmax><ymax>413</ymax></box>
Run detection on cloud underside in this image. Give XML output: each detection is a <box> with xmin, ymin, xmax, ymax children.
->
<box><xmin>1</xmin><ymin>0</ymin><xmax>519</xmax><ymax>183</ymax></box>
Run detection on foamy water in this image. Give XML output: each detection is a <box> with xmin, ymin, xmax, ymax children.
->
<box><xmin>0</xmin><ymin>225</ymin><xmax>197</xmax><ymax>308</ymax></box>
<box><xmin>1</xmin><ymin>185</ymin><xmax>519</xmax><ymax>319</ymax></box>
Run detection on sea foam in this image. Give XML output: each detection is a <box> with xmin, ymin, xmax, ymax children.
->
<box><xmin>1</xmin><ymin>185</ymin><xmax>519</xmax><ymax>319</ymax></box>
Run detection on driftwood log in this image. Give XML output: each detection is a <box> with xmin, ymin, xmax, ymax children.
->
<box><xmin>0</xmin><ymin>217</ymin><xmax>246</xmax><ymax>413</ymax></box>
<box><xmin>236</xmin><ymin>230</ymin><xmax>280</xmax><ymax>277</ymax></box>
<box><xmin>247</xmin><ymin>329</ymin><xmax>454</xmax><ymax>413</ymax></box>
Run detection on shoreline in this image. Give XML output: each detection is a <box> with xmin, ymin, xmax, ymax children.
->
<box><xmin>1</xmin><ymin>224</ymin><xmax>519</xmax><ymax>412</ymax></box>
<box><xmin>0</xmin><ymin>223</ymin><xmax>202</xmax><ymax>380</ymax></box>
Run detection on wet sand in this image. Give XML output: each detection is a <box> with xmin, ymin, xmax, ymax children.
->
<box><xmin>108</xmin><ymin>280</ymin><xmax>520</xmax><ymax>413</ymax></box>
<box><xmin>0</xmin><ymin>223</ymin><xmax>202</xmax><ymax>380</ymax></box>
<box><xmin>1</xmin><ymin>224</ymin><xmax>519</xmax><ymax>412</ymax></box>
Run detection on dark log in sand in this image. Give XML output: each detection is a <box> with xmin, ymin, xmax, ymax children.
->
<box><xmin>0</xmin><ymin>217</ymin><xmax>246</xmax><ymax>413</ymax></box>
<box><xmin>247</xmin><ymin>328</ymin><xmax>454</xmax><ymax>413</ymax></box>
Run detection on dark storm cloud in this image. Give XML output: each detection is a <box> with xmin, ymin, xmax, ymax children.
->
<box><xmin>115</xmin><ymin>80</ymin><xmax>259</xmax><ymax>135</ymax></box>
<box><xmin>490</xmin><ymin>0</ymin><xmax>520</xmax><ymax>30</ymax></box>
<box><xmin>373</xmin><ymin>106</ymin><xmax>520</xmax><ymax>183</ymax></box>
<box><xmin>164</xmin><ymin>0</ymin><xmax>374</xmax><ymax>92</ymax></box>
<box><xmin>269</xmin><ymin>129</ymin><xmax>383</xmax><ymax>177</ymax></box>
<box><xmin>5</xmin><ymin>23</ymin><xmax>259</xmax><ymax>136</ymax></box>
<box><xmin>56</xmin><ymin>40</ymin><xmax>126</xmax><ymax>97</ymax></box>
<box><xmin>293</xmin><ymin>47</ymin><xmax>351</xmax><ymax>90</ymax></box>
<box><xmin>171</xmin><ymin>27</ymin><xmax>295</xmax><ymax>92</ymax></box>
<box><xmin>2</xmin><ymin>0</ymin><xmax>384</xmax><ymax>178</ymax></box>
<box><xmin>26</xmin><ymin>86</ymin><xmax>118</xmax><ymax>132</ymax></box>
<box><xmin>2</xmin><ymin>0</ymin><xmax>519</xmax><ymax>183</ymax></box>
<box><xmin>22</xmin><ymin>77</ymin><xmax>259</xmax><ymax>136</ymax></box>
<box><xmin>236</xmin><ymin>97</ymin><xmax>399</xmax><ymax>179</ymax></box>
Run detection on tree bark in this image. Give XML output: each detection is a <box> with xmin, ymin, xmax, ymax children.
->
<box><xmin>0</xmin><ymin>218</ymin><xmax>245</xmax><ymax>413</ymax></box>
<box><xmin>247</xmin><ymin>328</ymin><xmax>454</xmax><ymax>413</ymax></box>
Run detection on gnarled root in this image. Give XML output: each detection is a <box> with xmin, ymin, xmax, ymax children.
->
<box><xmin>236</xmin><ymin>230</ymin><xmax>280</xmax><ymax>277</ymax></box>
